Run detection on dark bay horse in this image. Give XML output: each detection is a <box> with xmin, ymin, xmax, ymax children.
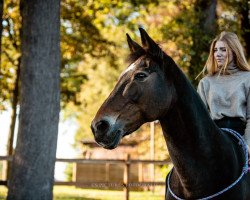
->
<box><xmin>91</xmin><ymin>28</ymin><xmax>250</xmax><ymax>199</ymax></box>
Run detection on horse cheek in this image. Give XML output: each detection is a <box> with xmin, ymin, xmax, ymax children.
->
<box><xmin>122</xmin><ymin>82</ymin><xmax>141</xmax><ymax>103</ymax></box>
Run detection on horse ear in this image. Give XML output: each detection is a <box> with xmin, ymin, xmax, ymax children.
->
<box><xmin>139</xmin><ymin>28</ymin><xmax>162</xmax><ymax>57</ymax></box>
<box><xmin>126</xmin><ymin>33</ymin><xmax>144</xmax><ymax>53</ymax></box>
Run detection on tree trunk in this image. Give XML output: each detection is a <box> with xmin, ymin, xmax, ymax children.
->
<box><xmin>7</xmin><ymin>0</ymin><xmax>61</xmax><ymax>199</ymax></box>
<box><xmin>188</xmin><ymin>0</ymin><xmax>217</xmax><ymax>86</ymax></box>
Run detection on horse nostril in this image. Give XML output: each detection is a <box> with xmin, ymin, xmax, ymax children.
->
<box><xmin>96</xmin><ymin>120</ymin><xmax>110</xmax><ymax>133</ymax></box>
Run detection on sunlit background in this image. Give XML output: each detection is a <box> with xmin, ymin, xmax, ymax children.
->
<box><xmin>0</xmin><ymin>0</ymin><xmax>249</xmax><ymax>199</ymax></box>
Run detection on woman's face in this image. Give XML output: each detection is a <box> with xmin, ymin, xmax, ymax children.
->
<box><xmin>214</xmin><ymin>41</ymin><xmax>233</xmax><ymax>67</ymax></box>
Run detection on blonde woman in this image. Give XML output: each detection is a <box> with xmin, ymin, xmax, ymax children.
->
<box><xmin>197</xmin><ymin>31</ymin><xmax>250</xmax><ymax>164</ymax></box>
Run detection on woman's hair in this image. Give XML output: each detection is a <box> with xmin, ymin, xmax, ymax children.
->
<box><xmin>198</xmin><ymin>31</ymin><xmax>250</xmax><ymax>77</ymax></box>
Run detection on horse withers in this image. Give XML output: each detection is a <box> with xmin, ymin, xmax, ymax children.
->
<box><xmin>91</xmin><ymin>28</ymin><xmax>250</xmax><ymax>199</ymax></box>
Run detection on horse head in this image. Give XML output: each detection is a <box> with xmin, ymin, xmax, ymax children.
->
<box><xmin>91</xmin><ymin>28</ymin><xmax>176</xmax><ymax>149</ymax></box>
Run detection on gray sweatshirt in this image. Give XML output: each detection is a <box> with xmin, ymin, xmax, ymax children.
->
<box><xmin>197</xmin><ymin>65</ymin><xmax>250</xmax><ymax>147</ymax></box>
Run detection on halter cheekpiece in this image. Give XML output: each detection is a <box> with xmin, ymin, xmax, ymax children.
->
<box><xmin>167</xmin><ymin>128</ymin><xmax>249</xmax><ymax>200</ymax></box>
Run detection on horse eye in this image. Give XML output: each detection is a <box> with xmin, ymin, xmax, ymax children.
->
<box><xmin>134</xmin><ymin>72</ymin><xmax>148</xmax><ymax>81</ymax></box>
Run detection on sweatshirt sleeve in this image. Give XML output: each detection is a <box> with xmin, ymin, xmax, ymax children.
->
<box><xmin>244</xmin><ymin>87</ymin><xmax>250</xmax><ymax>149</ymax></box>
<box><xmin>197</xmin><ymin>79</ymin><xmax>209</xmax><ymax>110</ymax></box>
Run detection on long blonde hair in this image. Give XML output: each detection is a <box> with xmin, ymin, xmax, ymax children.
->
<box><xmin>198</xmin><ymin>31</ymin><xmax>250</xmax><ymax>77</ymax></box>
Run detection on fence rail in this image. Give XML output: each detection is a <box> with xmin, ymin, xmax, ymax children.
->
<box><xmin>0</xmin><ymin>156</ymin><xmax>12</xmax><ymax>161</ymax></box>
<box><xmin>0</xmin><ymin>155</ymin><xmax>171</xmax><ymax>200</ymax></box>
<box><xmin>57</xmin><ymin>158</ymin><xmax>171</xmax><ymax>164</ymax></box>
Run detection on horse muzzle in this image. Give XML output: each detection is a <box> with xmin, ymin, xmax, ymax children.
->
<box><xmin>91</xmin><ymin>119</ymin><xmax>124</xmax><ymax>149</ymax></box>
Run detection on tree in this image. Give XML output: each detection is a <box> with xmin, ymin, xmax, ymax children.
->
<box><xmin>0</xmin><ymin>0</ymin><xmax>21</xmax><ymax>112</ymax></box>
<box><xmin>7</xmin><ymin>0</ymin><xmax>60</xmax><ymax>199</ymax></box>
<box><xmin>0</xmin><ymin>1</ymin><xmax>160</xmax><ymax>150</ymax></box>
<box><xmin>218</xmin><ymin>0</ymin><xmax>250</xmax><ymax>60</ymax></box>
<box><xmin>0</xmin><ymin>0</ymin><xmax>21</xmax><ymax>168</ymax></box>
<box><xmin>161</xmin><ymin>0</ymin><xmax>217</xmax><ymax>86</ymax></box>
<box><xmin>188</xmin><ymin>0</ymin><xmax>217</xmax><ymax>85</ymax></box>
<box><xmin>61</xmin><ymin>0</ymin><xmax>160</xmax><ymax>146</ymax></box>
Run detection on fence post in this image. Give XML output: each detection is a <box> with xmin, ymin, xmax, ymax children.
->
<box><xmin>105</xmin><ymin>163</ymin><xmax>110</xmax><ymax>189</ymax></box>
<box><xmin>123</xmin><ymin>154</ymin><xmax>130</xmax><ymax>200</ymax></box>
<box><xmin>150</xmin><ymin>121</ymin><xmax>155</xmax><ymax>192</ymax></box>
<box><xmin>72</xmin><ymin>162</ymin><xmax>77</xmax><ymax>182</ymax></box>
<box><xmin>138</xmin><ymin>162</ymin><xmax>143</xmax><ymax>182</ymax></box>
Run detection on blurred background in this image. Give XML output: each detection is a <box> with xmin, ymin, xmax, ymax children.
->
<box><xmin>0</xmin><ymin>0</ymin><xmax>249</xmax><ymax>199</ymax></box>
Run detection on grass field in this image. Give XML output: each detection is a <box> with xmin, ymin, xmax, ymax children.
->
<box><xmin>0</xmin><ymin>186</ymin><xmax>7</xmax><ymax>200</ymax></box>
<box><xmin>0</xmin><ymin>186</ymin><xmax>165</xmax><ymax>200</ymax></box>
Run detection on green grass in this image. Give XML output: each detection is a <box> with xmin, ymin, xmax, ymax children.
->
<box><xmin>0</xmin><ymin>186</ymin><xmax>164</xmax><ymax>200</ymax></box>
<box><xmin>54</xmin><ymin>186</ymin><xmax>164</xmax><ymax>200</ymax></box>
<box><xmin>0</xmin><ymin>186</ymin><xmax>7</xmax><ymax>200</ymax></box>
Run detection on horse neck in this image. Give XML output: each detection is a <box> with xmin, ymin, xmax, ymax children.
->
<box><xmin>159</xmin><ymin>63</ymin><xmax>235</xmax><ymax>193</ymax></box>
<box><xmin>160</xmin><ymin>66</ymin><xmax>219</xmax><ymax>162</ymax></box>
<box><xmin>162</xmin><ymin>64</ymin><xmax>218</xmax><ymax>142</ymax></box>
